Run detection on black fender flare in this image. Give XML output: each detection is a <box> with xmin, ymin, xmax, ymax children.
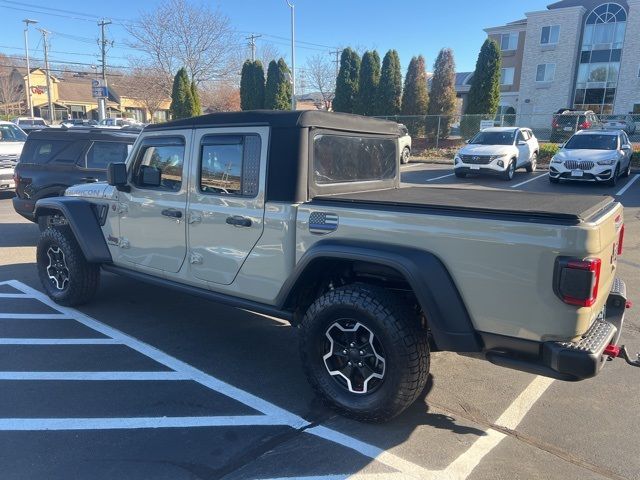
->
<box><xmin>277</xmin><ymin>240</ymin><xmax>482</xmax><ymax>352</ymax></box>
<box><xmin>34</xmin><ymin>197</ymin><xmax>112</xmax><ymax>263</ymax></box>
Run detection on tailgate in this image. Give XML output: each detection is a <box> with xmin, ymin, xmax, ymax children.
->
<box><xmin>591</xmin><ymin>202</ymin><xmax>624</xmax><ymax>310</ymax></box>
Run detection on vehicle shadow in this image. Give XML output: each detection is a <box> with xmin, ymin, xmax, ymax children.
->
<box><xmin>0</xmin><ymin>191</ymin><xmax>15</xmax><ymax>201</ymax></box>
<box><xmin>0</xmin><ymin>223</ymin><xmax>38</xmax><ymax>248</ymax></box>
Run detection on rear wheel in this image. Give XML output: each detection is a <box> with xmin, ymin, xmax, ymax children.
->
<box><xmin>400</xmin><ymin>147</ymin><xmax>411</xmax><ymax>165</ymax></box>
<box><xmin>299</xmin><ymin>284</ymin><xmax>430</xmax><ymax>422</ymax></box>
<box><xmin>502</xmin><ymin>159</ymin><xmax>516</xmax><ymax>181</ymax></box>
<box><xmin>36</xmin><ymin>227</ymin><xmax>100</xmax><ymax>306</ymax></box>
<box><xmin>525</xmin><ymin>153</ymin><xmax>538</xmax><ymax>173</ymax></box>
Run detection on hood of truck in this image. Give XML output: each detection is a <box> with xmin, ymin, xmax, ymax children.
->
<box><xmin>65</xmin><ymin>182</ymin><xmax>118</xmax><ymax>200</ymax></box>
<box><xmin>458</xmin><ymin>144</ymin><xmax>515</xmax><ymax>157</ymax></box>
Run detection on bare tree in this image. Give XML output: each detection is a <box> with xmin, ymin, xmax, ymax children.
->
<box><xmin>305</xmin><ymin>54</ymin><xmax>335</xmax><ymax>110</ymax></box>
<box><xmin>126</xmin><ymin>0</ymin><xmax>240</xmax><ymax>85</ymax></box>
<box><xmin>113</xmin><ymin>68</ymin><xmax>171</xmax><ymax>122</ymax></box>
<box><xmin>199</xmin><ymin>82</ymin><xmax>240</xmax><ymax>112</ymax></box>
<box><xmin>0</xmin><ymin>68</ymin><xmax>24</xmax><ymax>116</ymax></box>
<box><xmin>256</xmin><ymin>42</ymin><xmax>281</xmax><ymax>70</ymax></box>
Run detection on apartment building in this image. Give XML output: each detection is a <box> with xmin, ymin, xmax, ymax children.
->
<box><xmin>484</xmin><ymin>0</ymin><xmax>640</xmax><ymax>127</ymax></box>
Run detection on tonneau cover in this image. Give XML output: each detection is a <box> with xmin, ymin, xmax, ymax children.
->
<box><xmin>313</xmin><ymin>187</ymin><xmax>614</xmax><ymax>224</ymax></box>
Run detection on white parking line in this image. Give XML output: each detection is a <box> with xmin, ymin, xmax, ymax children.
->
<box><xmin>0</xmin><ymin>293</ymin><xmax>29</xmax><ymax>298</ymax></box>
<box><xmin>0</xmin><ymin>371</ymin><xmax>190</xmax><ymax>380</ymax></box>
<box><xmin>426</xmin><ymin>173</ymin><xmax>455</xmax><ymax>182</ymax></box>
<box><xmin>510</xmin><ymin>173</ymin><xmax>549</xmax><ymax>188</ymax></box>
<box><xmin>615</xmin><ymin>174</ymin><xmax>640</xmax><ymax>196</ymax></box>
<box><xmin>400</xmin><ymin>163</ymin><xmax>425</xmax><ymax>170</ymax></box>
<box><xmin>0</xmin><ymin>338</ymin><xmax>120</xmax><ymax>345</ymax></box>
<box><xmin>0</xmin><ymin>313</ymin><xmax>69</xmax><ymax>319</ymax></box>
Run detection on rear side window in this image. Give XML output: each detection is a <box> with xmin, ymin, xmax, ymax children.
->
<box><xmin>84</xmin><ymin>141</ymin><xmax>131</xmax><ymax>170</ymax></box>
<box><xmin>132</xmin><ymin>137</ymin><xmax>185</xmax><ymax>192</ymax></box>
<box><xmin>313</xmin><ymin>134</ymin><xmax>396</xmax><ymax>185</ymax></box>
<box><xmin>19</xmin><ymin>139</ymin><xmax>73</xmax><ymax>164</ymax></box>
<box><xmin>199</xmin><ymin>134</ymin><xmax>261</xmax><ymax>197</ymax></box>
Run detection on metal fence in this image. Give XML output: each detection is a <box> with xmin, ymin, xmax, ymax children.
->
<box><xmin>377</xmin><ymin>113</ymin><xmax>640</xmax><ymax>148</ymax></box>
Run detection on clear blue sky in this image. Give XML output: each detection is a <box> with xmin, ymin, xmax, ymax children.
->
<box><xmin>0</xmin><ymin>0</ymin><xmax>551</xmax><ymax>78</ymax></box>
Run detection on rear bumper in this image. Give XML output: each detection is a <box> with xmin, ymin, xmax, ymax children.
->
<box><xmin>484</xmin><ymin>278</ymin><xmax>628</xmax><ymax>381</ymax></box>
<box><xmin>12</xmin><ymin>196</ymin><xmax>37</xmax><ymax>222</ymax></box>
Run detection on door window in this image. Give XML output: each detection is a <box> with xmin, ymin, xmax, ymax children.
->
<box><xmin>132</xmin><ymin>138</ymin><xmax>185</xmax><ymax>192</ymax></box>
<box><xmin>198</xmin><ymin>135</ymin><xmax>261</xmax><ymax>197</ymax></box>
<box><xmin>516</xmin><ymin>131</ymin><xmax>526</xmax><ymax>143</ymax></box>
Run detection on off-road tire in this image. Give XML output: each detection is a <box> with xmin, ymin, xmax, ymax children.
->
<box><xmin>400</xmin><ymin>147</ymin><xmax>411</xmax><ymax>165</ymax></box>
<box><xmin>502</xmin><ymin>159</ymin><xmax>516</xmax><ymax>181</ymax></box>
<box><xmin>299</xmin><ymin>284</ymin><xmax>430</xmax><ymax>422</ymax></box>
<box><xmin>37</xmin><ymin>226</ymin><xmax>100</xmax><ymax>306</ymax></box>
<box><xmin>525</xmin><ymin>153</ymin><xmax>538</xmax><ymax>173</ymax></box>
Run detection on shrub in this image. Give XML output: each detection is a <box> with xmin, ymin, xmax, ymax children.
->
<box><xmin>538</xmin><ymin>143</ymin><xmax>559</xmax><ymax>162</ymax></box>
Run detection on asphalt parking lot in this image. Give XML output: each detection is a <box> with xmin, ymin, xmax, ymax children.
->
<box><xmin>0</xmin><ymin>165</ymin><xmax>639</xmax><ymax>480</ymax></box>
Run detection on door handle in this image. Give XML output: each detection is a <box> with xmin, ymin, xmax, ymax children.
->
<box><xmin>81</xmin><ymin>177</ymin><xmax>97</xmax><ymax>183</ymax></box>
<box><xmin>226</xmin><ymin>215</ymin><xmax>252</xmax><ymax>227</ymax></box>
<box><xmin>161</xmin><ymin>209</ymin><xmax>183</xmax><ymax>219</ymax></box>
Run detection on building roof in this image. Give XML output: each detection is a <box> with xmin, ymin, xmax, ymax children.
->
<box><xmin>455</xmin><ymin>72</ymin><xmax>474</xmax><ymax>87</ymax></box>
<box><xmin>57</xmin><ymin>79</ymin><xmax>96</xmax><ymax>104</ymax></box>
<box><xmin>547</xmin><ymin>0</ymin><xmax>628</xmax><ymax>10</ymax></box>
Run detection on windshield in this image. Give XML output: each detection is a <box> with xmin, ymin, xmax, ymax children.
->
<box><xmin>0</xmin><ymin>124</ymin><xmax>27</xmax><ymax>142</ymax></box>
<box><xmin>469</xmin><ymin>131</ymin><xmax>515</xmax><ymax>146</ymax></box>
<box><xmin>564</xmin><ymin>134</ymin><xmax>618</xmax><ymax>150</ymax></box>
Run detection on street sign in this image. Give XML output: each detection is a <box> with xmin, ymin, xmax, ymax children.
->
<box><xmin>479</xmin><ymin>120</ymin><xmax>495</xmax><ymax>130</ymax></box>
<box><xmin>92</xmin><ymin>79</ymin><xmax>108</xmax><ymax>98</ymax></box>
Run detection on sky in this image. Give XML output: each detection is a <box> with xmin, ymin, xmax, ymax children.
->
<box><xmin>0</xmin><ymin>0</ymin><xmax>552</xmax><ymax>84</ymax></box>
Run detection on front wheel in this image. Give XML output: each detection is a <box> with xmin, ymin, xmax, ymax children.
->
<box><xmin>400</xmin><ymin>147</ymin><xmax>411</xmax><ymax>164</ymax></box>
<box><xmin>502</xmin><ymin>159</ymin><xmax>516</xmax><ymax>181</ymax></box>
<box><xmin>36</xmin><ymin>227</ymin><xmax>100</xmax><ymax>306</ymax></box>
<box><xmin>299</xmin><ymin>284</ymin><xmax>430</xmax><ymax>422</ymax></box>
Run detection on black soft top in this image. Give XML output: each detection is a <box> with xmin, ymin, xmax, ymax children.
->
<box><xmin>26</xmin><ymin>128</ymin><xmax>138</xmax><ymax>142</ymax></box>
<box><xmin>144</xmin><ymin>110</ymin><xmax>399</xmax><ymax>135</ymax></box>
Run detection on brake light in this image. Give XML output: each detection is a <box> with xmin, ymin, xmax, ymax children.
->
<box><xmin>618</xmin><ymin>224</ymin><xmax>624</xmax><ymax>255</ymax></box>
<box><xmin>554</xmin><ymin>257</ymin><xmax>601</xmax><ymax>307</ymax></box>
<box><xmin>579</xmin><ymin>121</ymin><xmax>591</xmax><ymax>129</ymax></box>
<box><xmin>552</xmin><ymin>119</ymin><xmax>559</xmax><ymax>128</ymax></box>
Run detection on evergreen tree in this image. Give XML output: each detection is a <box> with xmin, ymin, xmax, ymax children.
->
<box><xmin>170</xmin><ymin>67</ymin><xmax>195</xmax><ymax>119</ymax></box>
<box><xmin>332</xmin><ymin>48</ymin><xmax>360</xmax><ymax>113</ymax></box>
<box><xmin>426</xmin><ymin>48</ymin><xmax>457</xmax><ymax>139</ymax></box>
<box><xmin>400</xmin><ymin>55</ymin><xmax>429</xmax><ymax>136</ymax></box>
<box><xmin>264</xmin><ymin>58</ymin><xmax>292</xmax><ymax>110</ymax></box>
<box><xmin>355</xmin><ymin>50</ymin><xmax>380</xmax><ymax>116</ymax></box>
<box><xmin>461</xmin><ymin>39</ymin><xmax>501</xmax><ymax>138</ymax></box>
<box><xmin>376</xmin><ymin>50</ymin><xmax>402</xmax><ymax>116</ymax></box>
<box><xmin>191</xmin><ymin>80</ymin><xmax>202</xmax><ymax>116</ymax></box>
<box><xmin>240</xmin><ymin>60</ymin><xmax>265</xmax><ymax>110</ymax></box>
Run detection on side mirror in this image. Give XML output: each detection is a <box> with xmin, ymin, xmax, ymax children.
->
<box><xmin>107</xmin><ymin>162</ymin><xmax>129</xmax><ymax>192</ymax></box>
<box><xmin>621</xmin><ymin>144</ymin><xmax>631</xmax><ymax>151</ymax></box>
<box><xmin>140</xmin><ymin>165</ymin><xmax>162</xmax><ymax>187</ymax></box>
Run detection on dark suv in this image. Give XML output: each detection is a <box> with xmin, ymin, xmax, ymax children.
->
<box><xmin>551</xmin><ymin>109</ymin><xmax>603</xmax><ymax>142</ymax></box>
<box><xmin>12</xmin><ymin>128</ymin><xmax>138</xmax><ymax>228</ymax></box>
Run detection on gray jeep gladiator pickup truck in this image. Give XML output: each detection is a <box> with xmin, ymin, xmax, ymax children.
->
<box><xmin>33</xmin><ymin>111</ymin><xmax>638</xmax><ymax>421</ymax></box>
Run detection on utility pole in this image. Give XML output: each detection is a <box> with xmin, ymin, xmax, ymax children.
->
<box><xmin>38</xmin><ymin>29</ymin><xmax>54</xmax><ymax>124</ymax></box>
<box><xmin>329</xmin><ymin>48</ymin><xmax>341</xmax><ymax>79</ymax></box>
<box><xmin>22</xmin><ymin>18</ymin><xmax>38</xmax><ymax>118</ymax></box>
<box><xmin>98</xmin><ymin>19</ymin><xmax>112</xmax><ymax>121</ymax></box>
<box><xmin>246</xmin><ymin>33</ymin><xmax>261</xmax><ymax>62</ymax></box>
<box><xmin>285</xmin><ymin>0</ymin><xmax>296</xmax><ymax>110</ymax></box>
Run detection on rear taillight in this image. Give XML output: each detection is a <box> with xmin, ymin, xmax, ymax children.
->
<box><xmin>552</xmin><ymin>119</ymin><xmax>559</xmax><ymax>128</ymax></box>
<box><xmin>618</xmin><ymin>224</ymin><xmax>624</xmax><ymax>255</ymax></box>
<box><xmin>554</xmin><ymin>257</ymin><xmax>601</xmax><ymax>307</ymax></box>
<box><xmin>579</xmin><ymin>121</ymin><xmax>591</xmax><ymax>129</ymax></box>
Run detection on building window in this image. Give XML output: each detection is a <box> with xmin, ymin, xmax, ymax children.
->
<box><xmin>500</xmin><ymin>32</ymin><xmax>518</xmax><ymax>51</ymax></box>
<box><xmin>500</xmin><ymin>67</ymin><xmax>515</xmax><ymax>85</ymax></box>
<box><xmin>574</xmin><ymin>3</ymin><xmax>627</xmax><ymax>114</ymax></box>
<box><xmin>536</xmin><ymin>63</ymin><xmax>555</xmax><ymax>82</ymax></box>
<box><xmin>541</xmin><ymin>25</ymin><xmax>560</xmax><ymax>45</ymax></box>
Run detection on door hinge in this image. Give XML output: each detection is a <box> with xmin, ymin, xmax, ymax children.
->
<box><xmin>189</xmin><ymin>252</ymin><xmax>203</xmax><ymax>265</ymax></box>
<box><xmin>188</xmin><ymin>212</ymin><xmax>202</xmax><ymax>224</ymax></box>
<box><xmin>116</xmin><ymin>203</ymin><xmax>128</xmax><ymax>215</ymax></box>
<box><xmin>119</xmin><ymin>238</ymin><xmax>130</xmax><ymax>249</ymax></box>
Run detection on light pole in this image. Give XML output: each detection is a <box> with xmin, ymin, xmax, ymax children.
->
<box><xmin>285</xmin><ymin>0</ymin><xmax>296</xmax><ymax>110</ymax></box>
<box><xmin>22</xmin><ymin>18</ymin><xmax>38</xmax><ymax>118</ymax></box>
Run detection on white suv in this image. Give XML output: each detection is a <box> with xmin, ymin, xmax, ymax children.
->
<box><xmin>454</xmin><ymin>127</ymin><xmax>539</xmax><ymax>180</ymax></box>
<box><xmin>0</xmin><ymin>121</ymin><xmax>27</xmax><ymax>191</ymax></box>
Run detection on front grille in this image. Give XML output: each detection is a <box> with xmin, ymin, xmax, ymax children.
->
<box><xmin>460</xmin><ymin>154</ymin><xmax>492</xmax><ymax>165</ymax></box>
<box><xmin>564</xmin><ymin>160</ymin><xmax>595</xmax><ymax>170</ymax></box>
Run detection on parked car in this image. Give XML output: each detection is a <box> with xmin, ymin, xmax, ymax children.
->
<box><xmin>30</xmin><ymin>111</ymin><xmax>636</xmax><ymax>422</ymax></box>
<box><xmin>551</xmin><ymin>109</ymin><xmax>602</xmax><ymax>142</ymax></box>
<box><xmin>454</xmin><ymin>127</ymin><xmax>539</xmax><ymax>180</ymax></box>
<box><xmin>549</xmin><ymin>129</ymin><xmax>633</xmax><ymax>186</ymax></box>
<box><xmin>0</xmin><ymin>121</ymin><xmax>28</xmax><ymax>192</ymax></box>
<box><xmin>12</xmin><ymin>128</ymin><xmax>138</xmax><ymax>228</ymax></box>
<box><xmin>97</xmin><ymin>117</ymin><xmax>142</xmax><ymax>129</ymax></box>
<box><xmin>60</xmin><ymin>119</ymin><xmax>98</xmax><ymax>128</ymax></box>
<box><xmin>603</xmin><ymin>114</ymin><xmax>637</xmax><ymax>136</ymax></box>
<box><xmin>12</xmin><ymin>117</ymin><xmax>49</xmax><ymax>134</ymax></box>
<box><xmin>398</xmin><ymin>124</ymin><xmax>412</xmax><ymax>164</ymax></box>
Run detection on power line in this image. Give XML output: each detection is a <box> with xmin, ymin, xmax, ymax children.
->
<box><xmin>0</xmin><ymin>44</ymin><xmax>128</xmax><ymax>60</ymax></box>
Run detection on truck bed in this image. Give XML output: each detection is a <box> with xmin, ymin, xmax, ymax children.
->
<box><xmin>313</xmin><ymin>187</ymin><xmax>614</xmax><ymax>225</ymax></box>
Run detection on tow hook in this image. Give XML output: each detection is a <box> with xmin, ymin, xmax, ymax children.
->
<box><xmin>604</xmin><ymin>344</ymin><xmax>640</xmax><ymax>367</ymax></box>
